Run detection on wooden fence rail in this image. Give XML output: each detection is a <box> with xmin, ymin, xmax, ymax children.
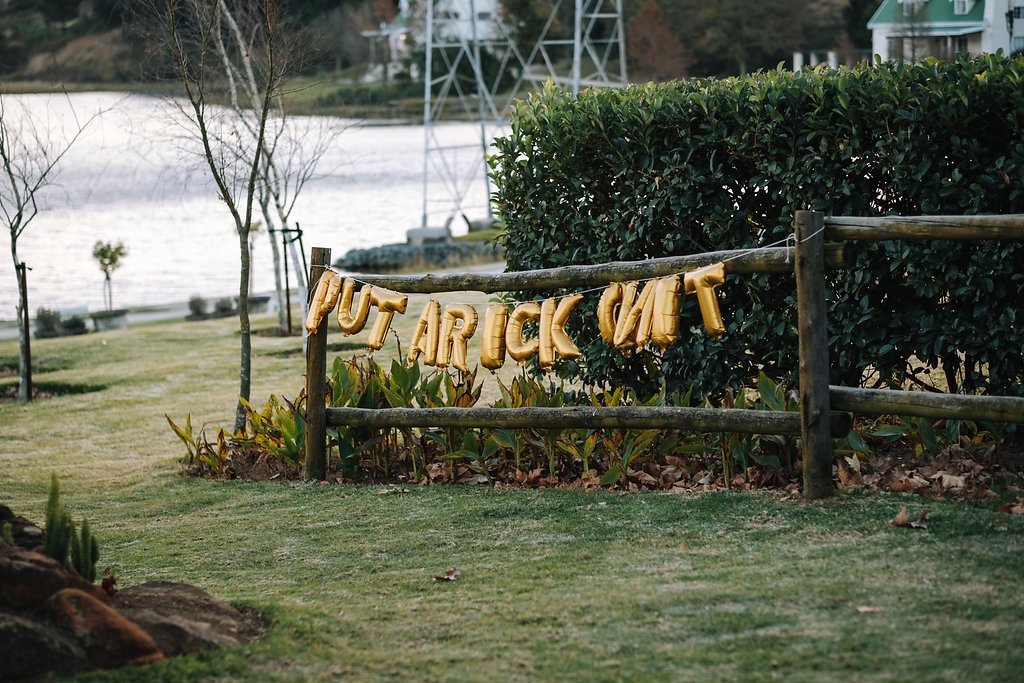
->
<box><xmin>829</xmin><ymin>386</ymin><xmax>1024</xmax><ymax>423</ymax></box>
<box><xmin>350</xmin><ymin>244</ymin><xmax>848</xmax><ymax>294</ymax></box>
<box><xmin>304</xmin><ymin>210</ymin><xmax>1024</xmax><ymax>498</ymax></box>
<box><xmin>326</xmin><ymin>405</ymin><xmax>852</xmax><ymax>435</ymax></box>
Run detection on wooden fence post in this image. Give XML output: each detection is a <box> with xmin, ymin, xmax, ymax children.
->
<box><xmin>18</xmin><ymin>263</ymin><xmax>32</xmax><ymax>402</ymax></box>
<box><xmin>303</xmin><ymin>247</ymin><xmax>331</xmax><ymax>481</ymax></box>
<box><xmin>795</xmin><ymin>210</ymin><xmax>835</xmax><ymax>499</ymax></box>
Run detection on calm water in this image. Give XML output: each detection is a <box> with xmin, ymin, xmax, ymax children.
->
<box><xmin>1</xmin><ymin>92</ymin><xmax>493</xmax><ymax>320</ymax></box>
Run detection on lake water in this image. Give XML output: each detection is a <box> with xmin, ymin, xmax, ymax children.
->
<box><xmin>0</xmin><ymin>92</ymin><xmax>495</xmax><ymax>320</ymax></box>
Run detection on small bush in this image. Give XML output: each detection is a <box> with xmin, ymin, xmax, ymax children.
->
<box><xmin>34</xmin><ymin>308</ymin><xmax>63</xmax><ymax>339</ymax></box>
<box><xmin>213</xmin><ymin>297</ymin><xmax>235</xmax><ymax>318</ymax></box>
<box><xmin>60</xmin><ymin>316</ymin><xmax>88</xmax><ymax>336</ymax></box>
<box><xmin>187</xmin><ymin>295</ymin><xmax>208</xmax><ymax>320</ymax></box>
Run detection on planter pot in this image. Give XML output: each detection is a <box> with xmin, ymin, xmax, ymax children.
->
<box><xmin>90</xmin><ymin>309</ymin><xmax>128</xmax><ymax>331</ymax></box>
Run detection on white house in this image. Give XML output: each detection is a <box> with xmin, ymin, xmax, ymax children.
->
<box><xmin>361</xmin><ymin>0</ymin><xmax>503</xmax><ymax>82</ymax></box>
<box><xmin>868</xmin><ymin>0</ymin><xmax>1024</xmax><ymax>61</ymax></box>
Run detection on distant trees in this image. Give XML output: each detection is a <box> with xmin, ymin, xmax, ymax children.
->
<box><xmin>627</xmin><ymin>1</ymin><xmax>693</xmax><ymax>81</ymax></box>
<box><xmin>660</xmin><ymin>0</ymin><xmax>847</xmax><ymax>76</ymax></box>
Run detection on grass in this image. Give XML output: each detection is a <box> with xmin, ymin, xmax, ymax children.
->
<box><xmin>2</xmin><ymin>313</ymin><xmax>1023</xmax><ymax>682</ymax></box>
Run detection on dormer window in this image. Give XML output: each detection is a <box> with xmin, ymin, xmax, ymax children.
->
<box><xmin>902</xmin><ymin>0</ymin><xmax>927</xmax><ymax>17</ymax></box>
<box><xmin>952</xmin><ymin>0</ymin><xmax>973</xmax><ymax>15</ymax></box>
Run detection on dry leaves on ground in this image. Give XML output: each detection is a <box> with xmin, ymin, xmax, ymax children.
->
<box><xmin>890</xmin><ymin>506</ymin><xmax>929</xmax><ymax>529</ymax></box>
<box><xmin>433</xmin><ymin>568</ymin><xmax>460</xmax><ymax>582</ymax></box>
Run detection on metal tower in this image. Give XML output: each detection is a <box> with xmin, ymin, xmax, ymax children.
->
<box><xmin>418</xmin><ymin>0</ymin><xmax>627</xmax><ymax>231</ymax></box>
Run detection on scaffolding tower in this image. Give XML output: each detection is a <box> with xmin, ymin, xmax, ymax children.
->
<box><xmin>418</xmin><ymin>0</ymin><xmax>627</xmax><ymax>231</ymax></box>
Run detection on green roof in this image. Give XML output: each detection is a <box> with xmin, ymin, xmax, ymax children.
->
<box><xmin>869</xmin><ymin>0</ymin><xmax>986</xmax><ymax>27</ymax></box>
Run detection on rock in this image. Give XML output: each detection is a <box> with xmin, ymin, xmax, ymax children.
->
<box><xmin>0</xmin><ymin>504</ymin><xmax>44</xmax><ymax>551</ymax></box>
<box><xmin>0</xmin><ymin>611</ymin><xmax>87</xmax><ymax>680</ymax></box>
<box><xmin>49</xmin><ymin>588</ymin><xmax>164</xmax><ymax>670</ymax></box>
<box><xmin>112</xmin><ymin>581</ymin><xmax>267</xmax><ymax>656</ymax></box>
<box><xmin>406</xmin><ymin>225</ymin><xmax>452</xmax><ymax>246</ymax></box>
<box><xmin>0</xmin><ymin>545</ymin><xmax>106</xmax><ymax>612</ymax></box>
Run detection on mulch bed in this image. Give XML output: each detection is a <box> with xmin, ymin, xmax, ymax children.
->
<box><xmin>192</xmin><ymin>426</ymin><xmax>1024</xmax><ymax>507</ymax></box>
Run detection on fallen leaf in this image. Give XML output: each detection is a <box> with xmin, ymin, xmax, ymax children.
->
<box><xmin>377</xmin><ymin>487</ymin><xmax>410</xmax><ymax>495</ymax></box>
<box><xmin>889</xmin><ymin>507</ymin><xmax>910</xmax><ymax>527</ymax></box>
<box><xmin>998</xmin><ymin>498</ymin><xmax>1024</xmax><ymax>514</ymax></box>
<box><xmin>930</xmin><ymin>472</ymin><xmax>966</xmax><ymax>490</ymax></box>
<box><xmin>890</xmin><ymin>506</ymin><xmax>929</xmax><ymax>529</ymax></box>
<box><xmin>433</xmin><ymin>567</ymin><xmax>460</xmax><ymax>582</ymax></box>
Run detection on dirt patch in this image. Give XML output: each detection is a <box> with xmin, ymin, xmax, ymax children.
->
<box><xmin>0</xmin><ymin>381</ymin><xmax>105</xmax><ymax>404</ymax></box>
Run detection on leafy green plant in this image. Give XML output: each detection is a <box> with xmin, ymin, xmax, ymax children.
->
<box><xmin>165</xmin><ymin>414</ymin><xmax>230</xmax><ymax>475</ymax></box>
<box><xmin>243</xmin><ymin>394</ymin><xmax>306</xmax><ymax>468</ymax></box>
<box><xmin>70</xmin><ymin>518</ymin><xmax>100</xmax><ymax>582</ymax></box>
<box><xmin>871</xmin><ymin>416</ymin><xmax>940</xmax><ymax>458</ymax></box>
<box><xmin>557</xmin><ymin>429</ymin><xmax>599</xmax><ymax>476</ymax></box>
<box><xmin>43</xmin><ymin>474</ymin><xmax>100</xmax><ymax>581</ymax></box>
<box><xmin>44</xmin><ymin>473</ymin><xmax>73</xmax><ymax>565</ymax></box>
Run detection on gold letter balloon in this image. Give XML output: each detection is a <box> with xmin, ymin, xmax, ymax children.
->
<box><xmin>309</xmin><ymin>266</ymin><xmax>728</xmax><ymax>370</ymax></box>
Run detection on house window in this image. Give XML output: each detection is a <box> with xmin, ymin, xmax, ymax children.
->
<box><xmin>888</xmin><ymin>37</ymin><xmax>905</xmax><ymax>60</ymax></box>
<box><xmin>954</xmin><ymin>36</ymin><xmax>969</xmax><ymax>54</ymax></box>
<box><xmin>903</xmin><ymin>0</ymin><xmax>925</xmax><ymax>17</ymax></box>
<box><xmin>953</xmin><ymin>0</ymin><xmax>970</xmax><ymax>15</ymax></box>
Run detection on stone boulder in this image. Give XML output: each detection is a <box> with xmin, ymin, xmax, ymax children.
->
<box><xmin>49</xmin><ymin>588</ymin><xmax>164</xmax><ymax>670</ymax></box>
<box><xmin>0</xmin><ymin>504</ymin><xmax>44</xmax><ymax>550</ymax></box>
<box><xmin>0</xmin><ymin>611</ymin><xmax>87</xmax><ymax>680</ymax></box>
<box><xmin>113</xmin><ymin>582</ymin><xmax>268</xmax><ymax>656</ymax></box>
<box><xmin>0</xmin><ymin>545</ymin><xmax>106</xmax><ymax>612</ymax></box>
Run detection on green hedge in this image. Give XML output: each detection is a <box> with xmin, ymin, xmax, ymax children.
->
<box><xmin>490</xmin><ymin>55</ymin><xmax>1024</xmax><ymax>398</ymax></box>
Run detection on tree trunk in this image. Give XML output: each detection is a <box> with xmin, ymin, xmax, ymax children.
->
<box><xmin>104</xmin><ymin>274</ymin><xmax>112</xmax><ymax>311</ymax></box>
<box><xmin>259</xmin><ymin>194</ymin><xmax>288</xmax><ymax>332</ymax></box>
<box><xmin>12</xmin><ymin>242</ymin><xmax>29</xmax><ymax>403</ymax></box>
<box><xmin>235</xmin><ymin>229</ymin><xmax>252</xmax><ymax>432</ymax></box>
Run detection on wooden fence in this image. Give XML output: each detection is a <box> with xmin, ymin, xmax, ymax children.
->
<box><xmin>303</xmin><ymin>211</ymin><xmax>1024</xmax><ymax>499</ymax></box>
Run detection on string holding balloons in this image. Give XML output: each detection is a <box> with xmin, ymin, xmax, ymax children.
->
<box><xmin>303</xmin><ymin>263</ymin><xmax>729</xmax><ymax>373</ymax></box>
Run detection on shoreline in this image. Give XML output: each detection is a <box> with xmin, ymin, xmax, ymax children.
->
<box><xmin>0</xmin><ymin>261</ymin><xmax>506</xmax><ymax>340</ymax></box>
<box><xmin>0</xmin><ymin>79</ymin><xmax>492</xmax><ymax>125</ymax></box>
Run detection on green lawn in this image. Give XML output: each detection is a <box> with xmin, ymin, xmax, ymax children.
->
<box><xmin>2</xmin><ymin>313</ymin><xmax>1022</xmax><ymax>682</ymax></box>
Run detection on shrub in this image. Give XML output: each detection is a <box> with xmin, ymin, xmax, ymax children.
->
<box><xmin>489</xmin><ymin>55</ymin><xmax>1024</xmax><ymax>398</ymax></box>
<box><xmin>188</xmin><ymin>295</ymin><xmax>209</xmax><ymax>320</ymax></box>
<box><xmin>34</xmin><ymin>308</ymin><xmax>63</xmax><ymax>339</ymax></box>
<box><xmin>213</xmin><ymin>297</ymin><xmax>235</xmax><ymax>318</ymax></box>
<box><xmin>60</xmin><ymin>316</ymin><xmax>89</xmax><ymax>336</ymax></box>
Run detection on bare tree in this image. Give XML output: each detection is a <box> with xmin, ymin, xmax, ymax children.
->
<box><xmin>215</xmin><ymin>37</ymin><xmax>340</xmax><ymax>334</ymax></box>
<box><xmin>144</xmin><ymin>0</ymin><xmax>294</xmax><ymax>430</ymax></box>
<box><xmin>257</xmin><ymin>114</ymin><xmax>342</xmax><ymax>333</ymax></box>
<box><xmin>1</xmin><ymin>94</ymin><xmax>95</xmax><ymax>402</ymax></box>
